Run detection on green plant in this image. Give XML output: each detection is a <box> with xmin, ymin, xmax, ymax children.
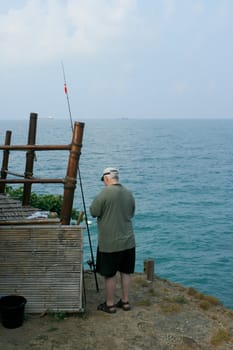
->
<box><xmin>187</xmin><ymin>286</ymin><xmax>221</xmax><ymax>306</ymax></box>
<box><xmin>133</xmin><ymin>275</ymin><xmax>150</xmax><ymax>288</ymax></box>
<box><xmin>210</xmin><ymin>328</ymin><xmax>232</xmax><ymax>346</ymax></box>
<box><xmin>47</xmin><ymin>327</ymin><xmax>58</xmax><ymax>332</ymax></box>
<box><xmin>199</xmin><ymin>300</ymin><xmax>211</xmax><ymax>310</ymax></box>
<box><xmin>6</xmin><ymin>185</ymin><xmax>24</xmax><ymax>201</ymax></box>
<box><xmin>148</xmin><ymin>287</ymin><xmax>161</xmax><ymax>297</ymax></box>
<box><xmin>173</xmin><ymin>296</ymin><xmax>188</xmax><ymax>304</ymax></box>
<box><xmin>187</xmin><ymin>287</ymin><xmax>200</xmax><ymax>297</ymax></box>
<box><xmin>30</xmin><ymin>192</ymin><xmax>63</xmax><ymax>214</ymax></box>
<box><xmin>135</xmin><ymin>299</ymin><xmax>152</xmax><ymax>307</ymax></box>
<box><xmin>159</xmin><ymin>302</ymin><xmax>181</xmax><ymax>313</ymax></box>
<box><xmin>200</xmin><ymin>294</ymin><xmax>221</xmax><ymax>306</ymax></box>
<box><xmin>49</xmin><ymin>312</ymin><xmax>67</xmax><ymax>321</ymax></box>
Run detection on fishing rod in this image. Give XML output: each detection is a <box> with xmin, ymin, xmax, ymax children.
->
<box><xmin>61</xmin><ymin>61</ymin><xmax>99</xmax><ymax>292</ymax></box>
<box><xmin>61</xmin><ymin>62</ymin><xmax>73</xmax><ymax>131</ymax></box>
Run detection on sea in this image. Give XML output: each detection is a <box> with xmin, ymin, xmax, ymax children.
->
<box><xmin>1</xmin><ymin>118</ymin><xmax>233</xmax><ymax>309</ymax></box>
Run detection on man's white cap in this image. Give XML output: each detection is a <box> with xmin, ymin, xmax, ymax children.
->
<box><xmin>101</xmin><ymin>167</ymin><xmax>119</xmax><ymax>181</ymax></box>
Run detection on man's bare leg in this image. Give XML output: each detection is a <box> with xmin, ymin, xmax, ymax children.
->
<box><xmin>120</xmin><ymin>272</ymin><xmax>131</xmax><ymax>302</ymax></box>
<box><xmin>105</xmin><ymin>275</ymin><xmax>116</xmax><ymax>307</ymax></box>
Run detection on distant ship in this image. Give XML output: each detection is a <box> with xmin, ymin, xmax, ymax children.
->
<box><xmin>40</xmin><ymin>116</ymin><xmax>54</xmax><ymax>120</ymax></box>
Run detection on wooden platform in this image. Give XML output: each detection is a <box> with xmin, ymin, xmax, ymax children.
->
<box><xmin>0</xmin><ymin>194</ymin><xmax>60</xmax><ymax>225</ymax></box>
<box><xmin>0</xmin><ymin>195</ymin><xmax>84</xmax><ymax>313</ymax></box>
<box><xmin>0</xmin><ymin>194</ymin><xmax>39</xmax><ymax>221</ymax></box>
<box><xmin>0</xmin><ymin>225</ymin><xmax>84</xmax><ymax>313</ymax></box>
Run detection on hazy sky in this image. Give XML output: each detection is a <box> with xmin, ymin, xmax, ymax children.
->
<box><xmin>0</xmin><ymin>0</ymin><xmax>232</xmax><ymax>120</ymax></box>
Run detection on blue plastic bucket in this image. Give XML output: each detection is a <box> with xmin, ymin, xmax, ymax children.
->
<box><xmin>0</xmin><ymin>295</ymin><xmax>27</xmax><ymax>329</ymax></box>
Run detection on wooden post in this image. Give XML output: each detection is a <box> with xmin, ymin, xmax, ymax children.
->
<box><xmin>23</xmin><ymin>113</ymin><xmax>38</xmax><ymax>206</ymax></box>
<box><xmin>144</xmin><ymin>259</ymin><xmax>155</xmax><ymax>282</ymax></box>
<box><xmin>0</xmin><ymin>130</ymin><xmax>12</xmax><ymax>193</ymax></box>
<box><xmin>61</xmin><ymin>122</ymin><xmax>85</xmax><ymax>225</ymax></box>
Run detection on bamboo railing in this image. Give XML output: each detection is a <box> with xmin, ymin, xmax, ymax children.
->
<box><xmin>0</xmin><ymin>113</ymin><xmax>85</xmax><ymax>225</ymax></box>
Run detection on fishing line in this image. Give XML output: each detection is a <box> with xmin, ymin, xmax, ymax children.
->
<box><xmin>61</xmin><ymin>61</ymin><xmax>99</xmax><ymax>292</ymax></box>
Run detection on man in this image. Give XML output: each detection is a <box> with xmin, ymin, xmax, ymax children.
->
<box><xmin>90</xmin><ymin>167</ymin><xmax>136</xmax><ymax>313</ymax></box>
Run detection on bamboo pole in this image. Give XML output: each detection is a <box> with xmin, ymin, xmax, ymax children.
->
<box><xmin>61</xmin><ymin>122</ymin><xmax>85</xmax><ymax>225</ymax></box>
<box><xmin>0</xmin><ymin>145</ymin><xmax>71</xmax><ymax>151</ymax></box>
<box><xmin>23</xmin><ymin>113</ymin><xmax>37</xmax><ymax>205</ymax></box>
<box><xmin>0</xmin><ymin>178</ymin><xmax>64</xmax><ymax>184</ymax></box>
<box><xmin>0</xmin><ymin>130</ymin><xmax>12</xmax><ymax>193</ymax></box>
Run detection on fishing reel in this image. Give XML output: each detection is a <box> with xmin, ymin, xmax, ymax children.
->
<box><xmin>87</xmin><ymin>258</ymin><xmax>95</xmax><ymax>271</ymax></box>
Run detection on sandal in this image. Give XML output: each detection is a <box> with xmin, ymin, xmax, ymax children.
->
<box><xmin>97</xmin><ymin>302</ymin><xmax>116</xmax><ymax>314</ymax></box>
<box><xmin>116</xmin><ymin>299</ymin><xmax>131</xmax><ymax>311</ymax></box>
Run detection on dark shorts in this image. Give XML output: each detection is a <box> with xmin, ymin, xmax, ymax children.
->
<box><xmin>96</xmin><ymin>247</ymin><xmax>135</xmax><ymax>278</ymax></box>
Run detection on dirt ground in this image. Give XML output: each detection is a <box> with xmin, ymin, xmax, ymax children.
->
<box><xmin>1</xmin><ymin>271</ymin><xmax>233</xmax><ymax>350</ymax></box>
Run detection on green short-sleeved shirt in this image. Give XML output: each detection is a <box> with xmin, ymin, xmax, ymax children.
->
<box><xmin>90</xmin><ymin>184</ymin><xmax>135</xmax><ymax>253</ymax></box>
